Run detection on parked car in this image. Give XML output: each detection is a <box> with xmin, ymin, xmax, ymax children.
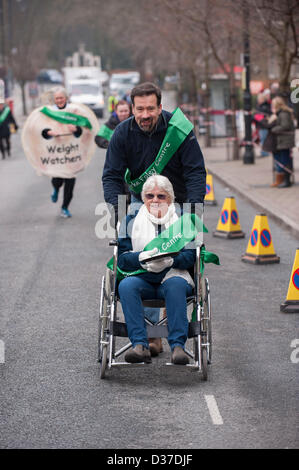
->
<box><xmin>37</xmin><ymin>69</ymin><xmax>63</xmax><ymax>84</ymax></box>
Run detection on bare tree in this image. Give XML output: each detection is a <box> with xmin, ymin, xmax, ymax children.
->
<box><xmin>8</xmin><ymin>0</ymin><xmax>73</xmax><ymax>114</ymax></box>
<box><xmin>252</xmin><ymin>0</ymin><xmax>299</xmax><ymax>92</ymax></box>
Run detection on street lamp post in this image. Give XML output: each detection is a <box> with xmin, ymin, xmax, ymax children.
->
<box><xmin>243</xmin><ymin>0</ymin><xmax>255</xmax><ymax>164</ymax></box>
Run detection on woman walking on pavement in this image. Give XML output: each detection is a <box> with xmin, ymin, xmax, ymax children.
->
<box><xmin>262</xmin><ymin>96</ymin><xmax>295</xmax><ymax>188</ymax></box>
<box><xmin>47</xmin><ymin>87</ymin><xmax>77</xmax><ymax>217</ymax></box>
<box><xmin>0</xmin><ymin>99</ymin><xmax>18</xmax><ymax>160</ymax></box>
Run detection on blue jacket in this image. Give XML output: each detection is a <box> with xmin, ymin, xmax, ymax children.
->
<box><xmin>102</xmin><ymin>110</ymin><xmax>206</xmax><ymax>208</ymax></box>
<box><xmin>117</xmin><ymin>212</ymin><xmax>196</xmax><ymax>285</ymax></box>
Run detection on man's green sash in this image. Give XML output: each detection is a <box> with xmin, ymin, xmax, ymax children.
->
<box><xmin>107</xmin><ymin>213</ymin><xmax>208</xmax><ymax>281</ymax></box>
<box><xmin>97</xmin><ymin>124</ymin><xmax>114</xmax><ymax>141</ymax></box>
<box><xmin>39</xmin><ymin>106</ymin><xmax>92</xmax><ymax>129</ymax></box>
<box><xmin>124</xmin><ymin>107</ymin><xmax>193</xmax><ymax>194</ymax></box>
<box><xmin>0</xmin><ymin>106</ymin><xmax>10</xmax><ymax>124</ymax></box>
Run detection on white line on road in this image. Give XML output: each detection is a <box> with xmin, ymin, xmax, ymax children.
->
<box><xmin>204</xmin><ymin>395</ymin><xmax>223</xmax><ymax>425</ymax></box>
<box><xmin>0</xmin><ymin>340</ymin><xmax>5</xmax><ymax>364</ymax></box>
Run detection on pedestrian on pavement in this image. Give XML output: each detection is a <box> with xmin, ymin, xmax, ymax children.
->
<box><xmin>95</xmin><ymin>100</ymin><xmax>131</xmax><ymax>149</ymax></box>
<box><xmin>102</xmin><ymin>81</ymin><xmax>206</xmax><ymax>356</ymax></box>
<box><xmin>254</xmin><ymin>91</ymin><xmax>271</xmax><ymax>157</ymax></box>
<box><xmin>0</xmin><ymin>100</ymin><xmax>18</xmax><ymax>160</ymax></box>
<box><xmin>46</xmin><ymin>86</ymin><xmax>78</xmax><ymax>218</ymax></box>
<box><xmin>117</xmin><ymin>175</ymin><xmax>195</xmax><ymax>365</ymax></box>
<box><xmin>263</xmin><ymin>96</ymin><xmax>295</xmax><ymax>188</ymax></box>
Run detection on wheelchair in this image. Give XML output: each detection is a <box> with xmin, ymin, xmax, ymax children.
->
<box><xmin>97</xmin><ymin>237</ymin><xmax>212</xmax><ymax>381</ymax></box>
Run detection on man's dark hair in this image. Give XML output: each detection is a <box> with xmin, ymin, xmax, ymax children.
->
<box><xmin>131</xmin><ymin>82</ymin><xmax>162</xmax><ymax>106</ymax></box>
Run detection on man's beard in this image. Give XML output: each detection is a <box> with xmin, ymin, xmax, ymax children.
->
<box><xmin>138</xmin><ymin>115</ymin><xmax>161</xmax><ymax>133</ymax></box>
<box><xmin>139</xmin><ymin>118</ymin><xmax>154</xmax><ymax>132</ymax></box>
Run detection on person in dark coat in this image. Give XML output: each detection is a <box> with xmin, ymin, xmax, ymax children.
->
<box><xmin>102</xmin><ymin>82</ymin><xmax>206</xmax><ymax>218</ymax></box>
<box><xmin>117</xmin><ymin>175</ymin><xmax>195</xmax><ymax>365</ymax></box>
<box><xmin>254</xmin><ymin>91</ymin><xmax>271</xmax><ymax>157</ymax></box>
<box><xmin>0</xmin><ymin>101</ymin><xmax>18</xmax><ymax>159</ymax></box>
<box><xmin>262</xmin><ymin>96</ymin><xmax>295</xmax><ymax>188</ymax></box>
<box><xmin>95</xmin><ymin>100</ymin><xmax>131</xmax><ymax>149</ymax></box>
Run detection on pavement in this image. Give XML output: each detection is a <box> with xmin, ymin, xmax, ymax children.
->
<box><xmin>199</xmin><ymin>135</ymin><xmax>299</xmax><ymax>240</ymax></box>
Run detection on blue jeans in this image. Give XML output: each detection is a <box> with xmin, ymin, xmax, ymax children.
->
<box><xmin>129</xmin><ymin>193</ymin><xmax>160</xmax><ymax>325</ymax></box>
<box><xmin>259</xmin><ymin>128</ymin><xmax>269</xmax><ymax>156</ymax></box>
<box><xmin>273</xmin><ymin>149</ymin><xmax>291</xmax><ymax>174</ymax></box>
<box><xmin>118</xmin><ymin>276</ymin><xmax>193</xmax><ymax>350</ymax></box>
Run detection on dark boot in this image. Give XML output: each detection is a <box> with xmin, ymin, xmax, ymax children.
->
<box><xmin>270</xmin><ymin>173</ymin><xmax>284</xmax><ymax>187</ymax></box>
<box><xmin>278</xmin><ymin>172</ymin><xmax>291</xmax><ymax>188</ymax></box>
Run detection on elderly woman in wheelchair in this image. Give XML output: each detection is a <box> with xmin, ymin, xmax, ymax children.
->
<box><xmin>117</xmin><ymin>174</ymin><xmax>196</xmax><ymax>365</ymax></box>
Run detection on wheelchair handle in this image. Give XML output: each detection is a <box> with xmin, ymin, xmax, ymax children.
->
<box><xmin>109</xmin><ymin>240</ymin><xmax>118</xmax><ymax>246</ymax></box>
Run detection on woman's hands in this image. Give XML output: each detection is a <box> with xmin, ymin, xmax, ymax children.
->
<box><xmin>268</xmin><ymin>114</ymin><xmax>277</xmax><ymax>124</ymax></box>
<box><xmin>138</xmin><ymin>247</ymin><xmax>159</xmax><ymax>264</ymax></box>
<box><xmin>138</xmin><ymin>248</ymin><xmax>174</xmax><ymax>272</ymax></box>
<box><xmin>145</xmin><ymin>257</ymin><xmax>174</xmax><ymax>272</ymax></box>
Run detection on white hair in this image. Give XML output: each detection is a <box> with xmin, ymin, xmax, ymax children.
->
<box><xmin>51</xmin><ymin>86</ymin><xmax>68</xmax><ymax>99</ymax></box>
<box><xmin>141</xmin><ymin>175</ymin><xmax>175</xmax><ymax>203</ymax></box>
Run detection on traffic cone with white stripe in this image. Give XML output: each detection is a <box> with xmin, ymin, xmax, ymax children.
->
<box><xmin>280</xmin><ymin>249</ymin><xmax>299</xmax><ymax>313</ymax></box>
<box><xmin>213</xmin><ymin>196</ymin><xmax>245</xmax><ymax>239</ymax></box>
<box><xmin>241</xmin><ymin>213</ymin><xmax>280</xmax><ymax>264</ymax></box>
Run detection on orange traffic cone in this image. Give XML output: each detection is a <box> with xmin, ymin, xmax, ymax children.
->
<box><xmin>280</xmin><ymin>249</ymin><xmax>299</xmax><ymax>313</ymax></box>
<box><xmin>204</xmin><ymin>173</ymin><xmax>217</xmax><ymax>206</ymax></box>
<box><xmin>213</xmin><ymin>196</ymin><xmax>245</xmax><ymax>239</ymax></box>
<box><xmin>241</xmin><ymin>213</ymin><xmax>280</xmax><ymax>264</ymax></box>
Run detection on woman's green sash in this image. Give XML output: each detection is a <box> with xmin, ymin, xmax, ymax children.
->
<box><xmin>0</xmin><ymin>106</ymin><xmax>10</xmax><ymax>124</ymax></box>
<box><xmin>124</xmin><ymin>107</ymin><xmax>193</xmax><ymax>194</ymax></box>
<box><xmin>39</xmin><ymin>106</ymin><xmax>92</xmax><ymax>129</ymax></box>
<box><xmin>97</xmin><ymin>124</ymin><xmax>114</xmax><ymax>141</ymax></box>
<box><xmin>107</xmin><ymin>213</ymin><xmax>208</xmax><ymax>281</ymax></box>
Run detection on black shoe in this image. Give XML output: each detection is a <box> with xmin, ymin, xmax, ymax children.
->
<box><xmin>171</xmin><ymin>346</ymin><xmax>189</xmax><ymax>365</ymax></box>
<box><xmin>278</xmin><ymin>173</ymin><xmax>291</xmax><ymax>188</ymax></box>
<box><xmin>125</xmin><ymin>344</ymin><xmax>152</xmax><ymax>364</ymax></box>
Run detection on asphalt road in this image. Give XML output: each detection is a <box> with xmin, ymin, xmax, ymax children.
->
<box><xmin>0</xmin><ymin>118</ymin><xmax>298</xmax><ymax>450</ymax></box>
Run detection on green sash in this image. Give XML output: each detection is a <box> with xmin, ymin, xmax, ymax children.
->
<box><xmin>124</xmin><ymin>107</ymin><xmax>193</xmax><ymax>194</ymax></box>
<box><xmin>97</xmin><ymin>124</ymin><xmax>114</xmax><ymax>141</ymax></box>
<box><xmin>0</xmin><ymin>106</ymin><xmax>10</xmax><ymax>124</ymax></box>
<box><xmin>107</xmin><ymin>213</ymin><xmax>208</xmax><ymax>281</ymax></box>
<box><xmin>39</xmin><ymin>106</ymin><xmax>92</xmax><ymax>129</ymax></box>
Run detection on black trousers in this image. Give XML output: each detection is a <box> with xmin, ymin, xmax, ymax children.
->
<box><xmin>52</xmin><ymin>177</ymin><xmax>76</xmax><ymax>209</ymax></box>
<box><xmin>0</xmin><ymin>136</ymin><xmax>10</xmax><ymax>158</ymax></box>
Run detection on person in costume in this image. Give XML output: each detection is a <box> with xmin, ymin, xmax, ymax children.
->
<box><xmin>95</xmin><ymin>100</ymin><xmax>131</xmax><ymax>149</ymax></box>
<box><xmin>102</xmin><ymin>82</ymin><xmax>206</xmax><ymax>356</ymax></box>
<box><xmin>0</xmin><ymin>100</ymin><xmax>18</xmax><ymax>160</ymax></box>
<box><xmin>46</xmin><ymin>87</ymin><xmax>78</xmax><ymax>218</ymax></box>
<box><xmin>117</xmin><ymin>175</ymin><xmax>195</xmax><ymax>365</ymax></box>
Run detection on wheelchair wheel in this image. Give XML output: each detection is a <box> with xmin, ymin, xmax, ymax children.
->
<box><xmin>98</xmin><ymin>269</ymin><xmax>113</xmax><ymax>379</ymax></box>
<box><xmin>193</xmin><ymin>276</ymin><xmax>211</xmax><ymax>380</ymax></box>
<box><xmin>192</xmin><ymin>327</ymin><xmax>208</xmax><ymax>380</ymax></box>
<box><xmin>203</xmin><ymin>278</ymin><xmax>212</xmax><ymax>364</ymax></box>
<box><xmin>201</xmin><ymin>346</ymin><xmax>208</xmax><ymax>381</ymax></box>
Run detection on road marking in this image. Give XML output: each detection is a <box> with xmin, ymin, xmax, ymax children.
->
<box><xmin>0</xmin><ymin>340</ymin><xmax>4</xmax><ymax>364</ymax></box>
<box><xmin>204</xmin><ymin>395</ymin><xmax>223</xmax><ymax>425</ymax></box>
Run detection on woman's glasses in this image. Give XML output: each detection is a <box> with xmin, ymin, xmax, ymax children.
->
<box><xmin>144</xmin><ymin>193</ymin><xmax>167</xmax><ymax>200</ymax></box>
